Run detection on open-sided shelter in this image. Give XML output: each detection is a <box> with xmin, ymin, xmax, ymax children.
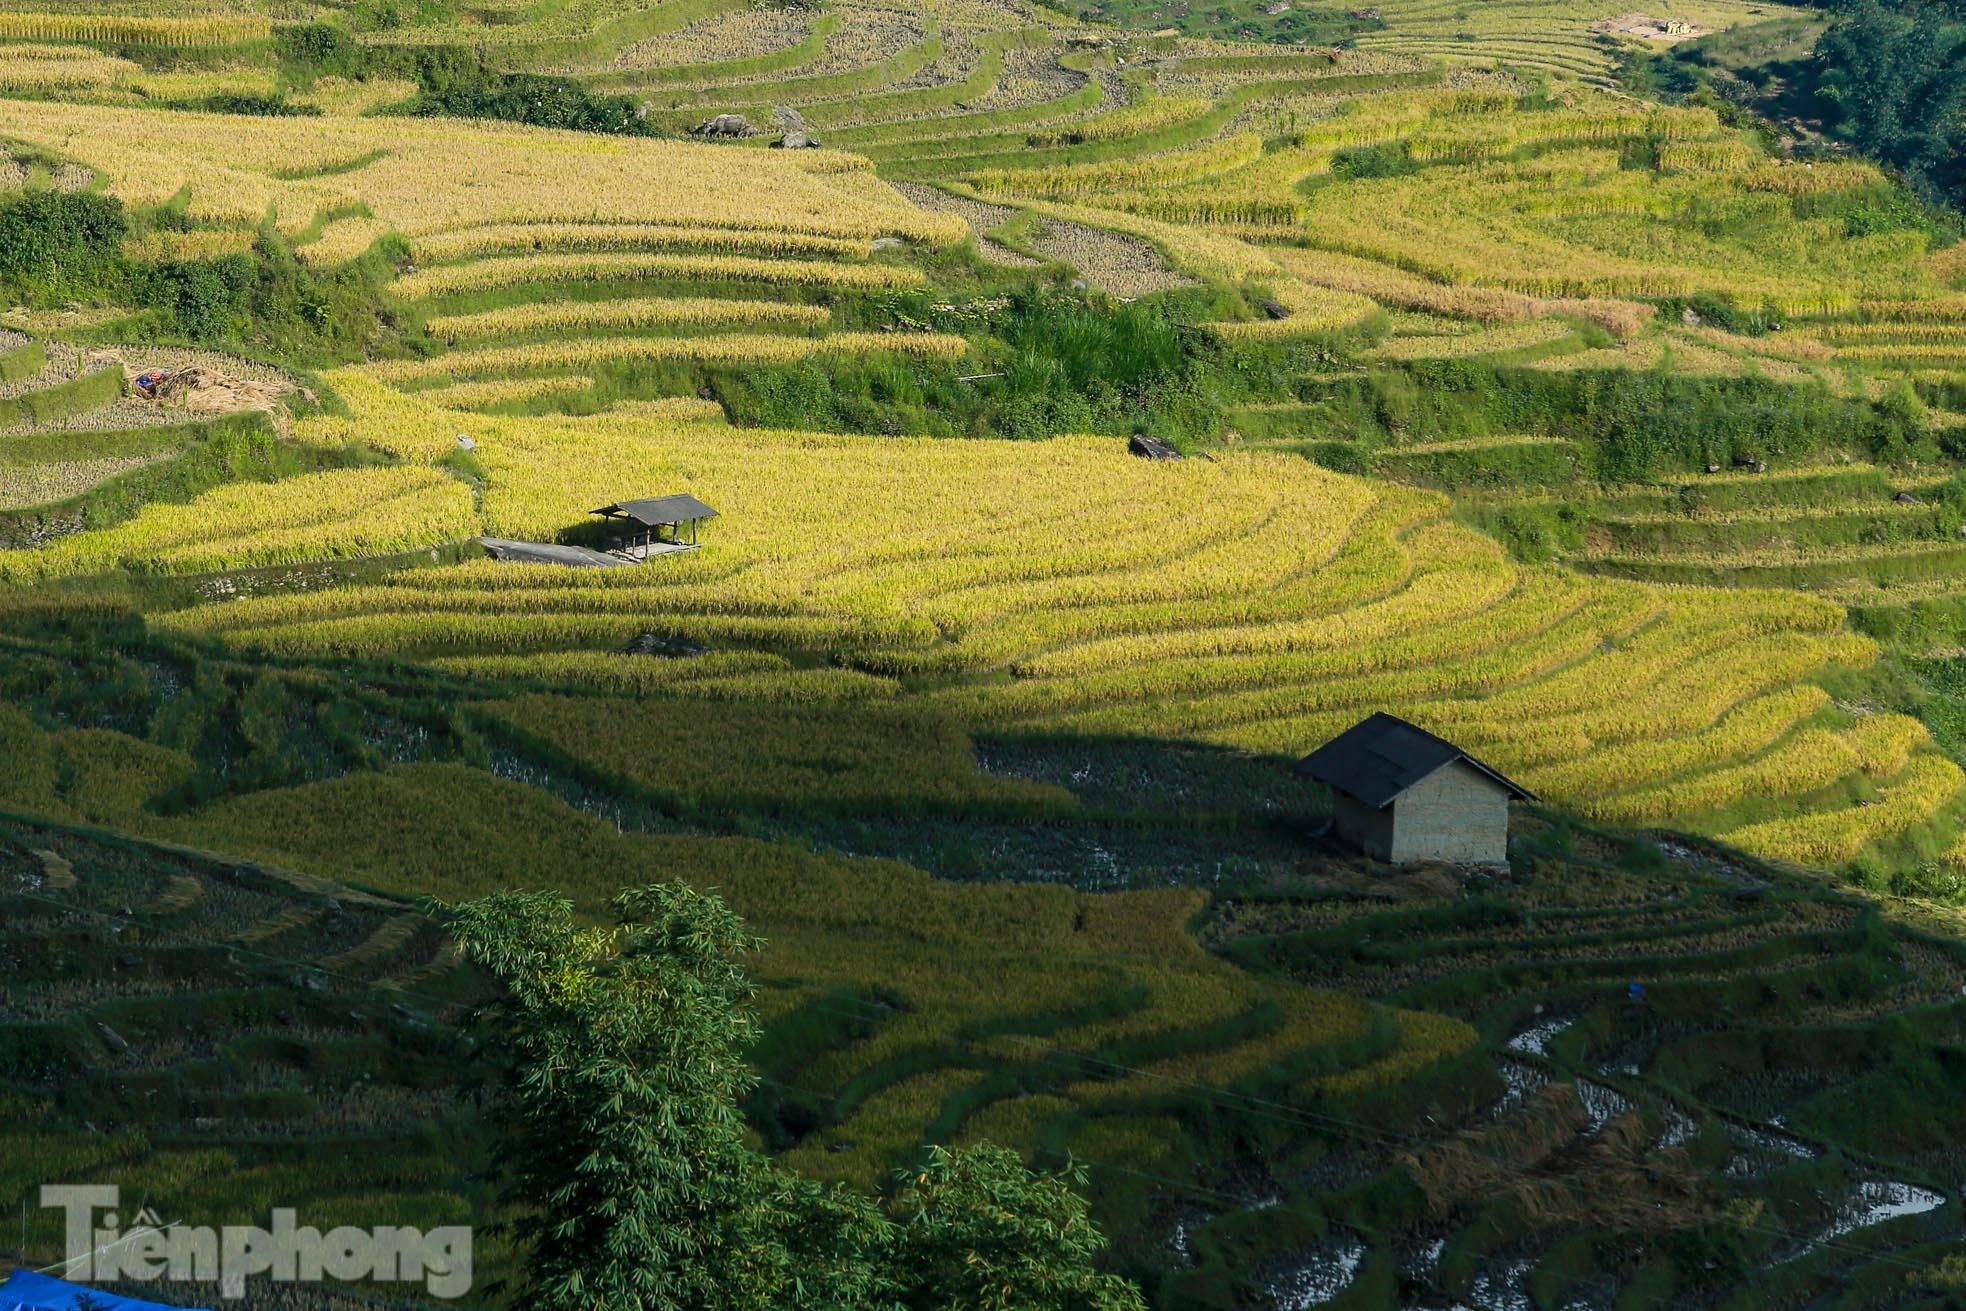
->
<box><xmin>589</xmin><ymin>494</ymin><xmax>718</xmax><ymax>560</ymax></box>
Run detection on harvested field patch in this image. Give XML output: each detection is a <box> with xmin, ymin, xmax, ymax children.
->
<box><xmin>893</xmin><ymin>181</ymin><xmax>1041</xmax><ymax>266</ymax></box>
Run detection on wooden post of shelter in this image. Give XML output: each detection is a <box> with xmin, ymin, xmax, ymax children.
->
<box><xmin>588</xmin><ymin>494</ymin><xmax>719</xmax><ymax>562</ymax></box>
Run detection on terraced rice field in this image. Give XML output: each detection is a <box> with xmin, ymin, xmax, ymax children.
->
<box><xmin>0</xmin><ymin>674</ymin><xmax>1471</xmax><ymax>1304</ymax></box>
<box><xmin>10</xmin><ymin>748</ymin><xmax>1966</xmax><ymax>1307</ymax></box>
<box><xmin>1345</xmin><ymin>0</ymin><xmax>1772</xmax><ymax>81</ymax></box>
<box><xmin>15</xmin><ymin>372</ymin><xmax>1913</xmax><ymax>874</ymax></box>
<box><xmin>1433</xmin><ymin>462</ymin><xmax>1966</xmax><ymax>635</ymax></box>
<box><xmin>7</xmin><ymin>1</ymin><xmax>1966</xmax><ymax>872</ymax></box>
<box><xmin>0</xmin><ymin>98</ymin><xmax>961</xmax><ymax>244</ymax></box>
<box><xmin>13</xmin><ymin>6</ymin><xmax>1966</xmax><ymax>1306</ymax></box>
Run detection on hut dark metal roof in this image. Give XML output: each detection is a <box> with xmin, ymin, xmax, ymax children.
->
<box><xmin>1294</xmin><ymin>712</ymin><xmax>1535</xmax><ymax>809</ymax></box>
<box><xmin>591</xmin><ymin>494</ymin><xmax>719</xmax><ymax>526</ymax></box>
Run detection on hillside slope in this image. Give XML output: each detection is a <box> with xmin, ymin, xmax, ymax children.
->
<box><xmin>8</xmin><ymin>1</ymin><xmax>1966</xmax><ymax>1307</ymax></box>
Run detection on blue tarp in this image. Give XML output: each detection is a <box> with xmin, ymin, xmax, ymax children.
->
<box><xmin>0</xmin><ymin>1270</ymin><xmax>210</xmax><ymax>1311</ymax></box>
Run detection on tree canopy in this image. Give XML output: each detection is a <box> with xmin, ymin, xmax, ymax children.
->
<box><xmin>1816</xmin><ymin>0</ymin><xmax>1966</xmax><ymax>205</ymax></box>
<box><xmin>447</xmin><ymin>883</ymin><xmax>1148</xmax><ymax>1311</ymax></box>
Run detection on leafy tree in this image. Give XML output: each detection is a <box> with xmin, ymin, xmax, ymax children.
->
<box><xmin>138</xmin><ymin>254</ymin><xmax>256</xmax><ymax>340</ymax></box>
<box><xmin>1815</xmin><ymin>0</ymin><xmax>1966</xmax><ymax>204</ymax></box>
<box><xmin>447</xmin><ymin>883</ymin><xmax>1146</xmax><ymax>1311</ymax></box>
<box><xmin>448</xmin><ymin>883</ymin><xmax>809</xmax><ymax>1310</ymax></box>
<box><xmin>891</xmin><ymin>1145</ymin><xmax>1147</xmax><ymax>1311</ymax></box>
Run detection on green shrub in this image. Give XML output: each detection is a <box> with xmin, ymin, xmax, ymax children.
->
<box><xmin>1330</xmin><ymin>142</ymin><xmax>1419</xmax><ymax>180</ymax></box>
<box><xmin>1308</xmin><ymin>358</ymin><xmax>1928</xmax><ymax>480</ymax></box>
<box><xmin>717</xmin><ymin>289</ymin><xmax>1229</xmax><ymax>443</ymax></box>
<box><xmin>1462</xmin><ymin>500</ymin><xmax>1592</xmax><ymax>562</ymax></box>
<box><xmin>173</xmin><ymin>94</ymin><xmax>322</xmax><ymax>117</ymax></box>
<box><xmin>400</xmin><ymin>47</ymin><xmax>655</xmax><ymax>135</ymax></box>
<box><xmin>275</xmin><ymin>21</ymin><xmax>362</xmax><ymax>78</ymax></box>
<box><xmin>0</xmin><ymin>191</ymin><xmax>126</xmax><ymax>294</ymax></box>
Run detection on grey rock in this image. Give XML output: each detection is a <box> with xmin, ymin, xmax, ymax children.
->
<box><xmin>625</xmin><ymin>632</ymin><xmax>708</xmax><ymax>659</ymax></box>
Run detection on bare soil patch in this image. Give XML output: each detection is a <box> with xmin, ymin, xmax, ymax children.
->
<box><xmin>1591</xmin><ymin>12</ymin><xmax>1712</xmax><ymax>40</ymax></box>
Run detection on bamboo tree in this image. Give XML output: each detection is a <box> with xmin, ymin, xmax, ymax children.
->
<box><xmin>447</xmin><ymin>883</ymin><xmax>1148</xmax><ymax>1311</ymax></box>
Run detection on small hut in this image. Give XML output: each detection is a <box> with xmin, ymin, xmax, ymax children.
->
<box><xmin>589</xmin><ymin>494</ymin><xmax>719</xmax><ymax>561</ymax></box>
<box><xmin>1296</xmin><ymin>712</ymin><xmax>1533</xmax><ymax>865</ymax></box>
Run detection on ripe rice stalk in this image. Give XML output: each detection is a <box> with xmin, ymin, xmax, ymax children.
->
<box><xmin>392</xmin><ymin>251</ymin><xmax>928</xmax><ymax>299</ymax></box>
<box><xmin>413</xmin><ymin>222</ymin><xmax>869</xmax><ymax>263</ymax></box>
<box><xmin>369</xmin><ymin>331</ymin><xmax>968</xmax><ymax>383</ymax></box>
<box><xmin>969</xmin><ymin>133</ymin><xmax>1266</xmax><ymax>199</ymax></box>
<box><xmin>423</xmin><ymin>297</ymin><xmax>832</xmax><ymax>341</ymax></box>
<box><xmin>0</xmin><ymin>12</ymin><xmax>269</xmax><ymax>46</ymax></box>
<box><xmin>1723</xmin><ymin>753</ymin><xmax>1965</xmax><ymax>865</ymax></box>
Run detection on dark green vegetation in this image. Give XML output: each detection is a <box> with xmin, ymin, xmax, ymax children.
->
<box><xmin>1281</xmin><ymin>361</ymin><xmax>1936</xmax><ymax>484</ymax></box>
<box><xmin>1813</xmin><ymin>0</ymin><xmax>1966</xmax><ymax>205</ymax></box>
<box><xmin>449</xmin><ymin>883</ymin><xmax>1145</xmax><ymax>1311</ymax></box>
<box><xmin>1629</xmin><ymin>0</ymin><xmax>1966</xmax><ymax>208</ymax></box>
<box><xmin>716</xmin><ymin>285</ymin><xmax>1294</xmax><ymax>444</ymax></box>
<box><xmin>0</xmin><ymin>191</ymin><xmax>126</xmax><ymax>298</ymax></box>
<box><xmin>391</xmin><ymin>47</ymin><xmax>656</xmax><ymax>135</ymax></box>
<box><xmin>0</xmin><ymin>186</ymin><xmax>403</xmax><ymax>361</ymax></box>
<box><xmin>13</xmin><ymin>600</ymin><xmax>1966</xmax><ymax>1307</ymax></box>
<box><xmin>273</xmin><ymin>22</ymin><xmax>657</xmax><ymax>134</ymax></box>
